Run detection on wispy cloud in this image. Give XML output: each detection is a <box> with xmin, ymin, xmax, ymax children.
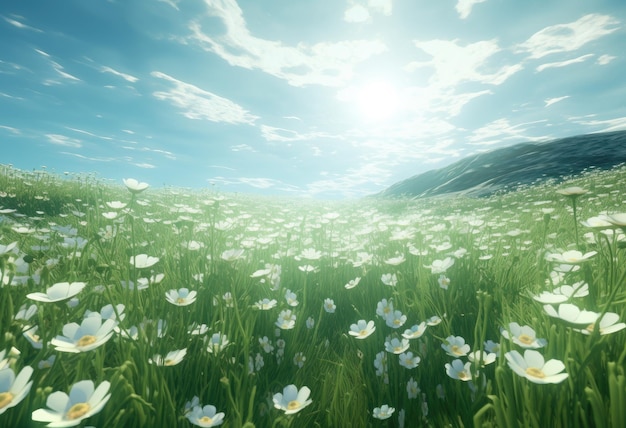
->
<box><xmin>187</xmin><ymin>0</ymin><xmax>387</xmax><ymax>87</ymax></box>
<box><xmin>151</xmin><ymin>71</ymin><xmax>258</xmax><ymax>124</ymax></box>
<box><xmin>467</xmin><ymin>118</ymin><xmax>547</xmax><ymax>146</ymax></box>
<box><xmin>2</xmin><ymin>15</ymin><xmax>43</xmax><ymax>32</ymax></box>
<box><xmin>0</xmin><ymin>125</ymin><xmax>20</xmax><ymax>134</ymax></box>
<box><xmin>536</xmin><ymin>54</ymin><xmax>594</xmax><ymax>72</ymax></box>
<box><xmin>133</xmin><ymin>162</ymin><xmax>156</xmax><ymax>169</ymax></box>
<box><xmin>60</xmin><ymin>152</ymin><xmax>119</xmax><ymax>162</ymax></box>
<box><xmin>46</xmin><ymin>134</ymin><xmax>82</xmax><ymax>148</ymax></box>
<box><xmin>455</xmin><ymin>0</ymin><xmax>487</xmax><ymax>20</ymax></box>
<box><xmin>516</xmin><ymin>14</ymin><xmax>620</xmax><ymax>59</ymax></box>
<box><xmin>544</xmin><ymin>96</ymin><xmax>569</xmax><ymax>107</ymax></box>
<box><xmin>100</xmin><ymin>66</ymin><xmax>139</xmax><ymax>83</ymax></box>
<box><xmin>34</xmin><ymin>48</ymin><xmax>81</xmax><ymax>85</ymax></box>
<box><xmin>572</xmin><ymin>115</ymin><xmax>626</xmax><ymax>133</ymax></box>
<box><xmin>230</xmin><ymin>144</ymin><xmax>256</xmax><ymax>152</ymax></box>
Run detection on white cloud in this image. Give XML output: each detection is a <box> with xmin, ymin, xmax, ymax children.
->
<box><xmin>188</xmin><ymin>0</ymin><xmax>387</xmax><ymax>87</ymax></box>
<box><xmin>572</xmin><ymin>116</ymin><xmax>626</xmax><ymax>133</ymax></box>
<box><xmin>344</xmin><ymin>5</ymin><xmax>370</xmax><ymax>23</ymax></box>
<box><xmin>2</xmin><ymin>15</ymin><xmax>42</xmax><ymax>32</ymax></box>
<box><xmin>516</xmin><ymin>14</ymin><xmax>620</xmax><ymax>59</ymax></box>
<box><xmin>157</xmin><ymin>0</ymin><xmax>180</xmax><ymax>10</ymax></box>
<box><xmin>260</xmin><ymin>125</ymin><xmax>336</xmax><ymax>142</ymax></box>
<box><xmin>408</xmin><ymin>39</ymin><xmax>522</xmax><ymax>89</ymax></box>
<box><xmin>536</xmin><ymin>54</ymin><xmax>594</xmax><ymax>72</ymax></box>
<box><xmin>544</xmin><ymin>96</ymin><xmax>569</xmax><ymax>107</ymax></box>
<box><xmin>231</xmin><ymin>143</ymin><xmax>256</xmax><ymax>152</ymax></box>
<box><xmin>467</xmin><ymin>118</ymin><xmax>546</xmax><ymax>145</ymax></box>
<box><xmin>455</xmin><ymin>0</ymin><xmax>487</xmax><ymax>20</ymax></box>
<box><xmin>100</xmin><ymin>66</ymin><xmax>139</xmax><ymax>83</ymax></box>
<box><xmin>151</xmin><ymin>71</ymin><xmax>258</xmax><ymax>124</ymax></box>
<box><xmin>0</xmin><ymin>125</ymin><xmax>20</xmax><ymax>134</ymax></box>
<box><xmin>597</xmin><ymin>54</ymin><xmax>616</xmax><ymax>65</ymax></box>
<box><xmin>134</xmin><ymin>162</ymin><xmax>156</xmax><ymax>169</ymax></box>
<box><xmin>46</xmin><ymin>134</ymin><xmax>82</xmax><ymax>148</ymax></box>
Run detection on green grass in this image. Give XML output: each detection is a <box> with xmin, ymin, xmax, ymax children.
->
<box><xmin>1</xmin><ymin>163</ymin><xmax>625</xmax><ymax>427</ymax></box>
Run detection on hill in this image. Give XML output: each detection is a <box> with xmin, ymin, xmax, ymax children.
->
<box><xmin>377</xmin><ymin>130</ymin><xmax>626</xmax><ymax>198</ymax></box>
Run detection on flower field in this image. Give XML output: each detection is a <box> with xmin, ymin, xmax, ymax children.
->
<box><xmin>1</xmin><ymin>163</ymin><xmax>625</xmax><ymax>427</ymax></box>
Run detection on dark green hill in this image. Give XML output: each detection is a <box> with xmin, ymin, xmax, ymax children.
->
<box><xmin>377</xmin><ymin>130</ymin><xmax>626</xmax><ymax>198</ymax></box>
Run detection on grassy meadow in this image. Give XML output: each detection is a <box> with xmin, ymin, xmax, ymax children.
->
<box><xmin>1</xmin><ymin>163</ymin><xmax>626</xmax><ymax>427</ymax></box>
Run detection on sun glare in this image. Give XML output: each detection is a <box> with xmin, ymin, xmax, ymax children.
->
<box><xmin>353</xmin><ymin>80</ymin><xmax>400</xmax><ymax>122</ymax></box>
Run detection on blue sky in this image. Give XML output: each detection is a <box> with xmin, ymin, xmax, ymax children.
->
<box><xmin>1</xmin><ymin>0</ymin><xmax>625</xmax><ymax>198</ymax></box>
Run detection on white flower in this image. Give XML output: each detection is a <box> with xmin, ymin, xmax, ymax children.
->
<box><xmin>221</xmin><ymin>249</ymin><xmax>244</xmax><ymax>262</ymax></box>
<box><xmin>373</xmin><ymin>404</ymin><xmax>395</xmax><ymax>420</ymax></box>
<box><xmin>445</xmin><ymin>359</ymin><xmax>473</xmax><ymax>381</ymax></box>
<box><xmin>285</xmin><ymin>289</ymin><xmax>298</xmax><ymax>307</ymax></box>
<box><xmin>165</xmin><ymin>288</ymin><xmax>197</xmax><ymax>306</ymax></box>
<box><xmin>546</xmin><ymin>250</ymin><xmax>597</xmax><ymax>264</ymax></box>
<box><xmin>574</xmin><ymin>312</ymin><xmax>626</xmax><ymax>335</ymax></box>
<box><xmin>273</xmin><ymin>385</ymin><xmax>312</xmax><ymax>415</ymax></box>
<box><xmin>299</xmin><ymin>248</ymin><xmax>322</xmax><ymax>261</ymax></box>
<box><xmin>51</xmin><ymin>316</ymin><xmax>117</xmax><ymax>353</ymax></box>
<box><xmin>381</xmin><ymin>273</ymin><xmax>398</xmax><ymax>286</ymax></box>
<box><xmin>31</xmin><ymin>380</ymin><xmax>111</xmax><ymax>427</ymax></box>
<box><xmin>384</xmin><ymin>255</ymin><xmax>405</xmax><ymax>266</ymax></box>
<box><xmin>543</xmin><ymin>303</ymin><xmax>599</xmax><ymax>325</ymax></box>
<box><xmin>323</xmin><ymin>298</ymin><xmax>336</xmax><ymax>313</ymax></box>
<box><xmin>406</xmin><ymin>377</ymin><xmax>419</xmax><ymax>399</ymax></box>
<box><xmin>385</xmin><ymin>337</ymin><xmax>410</xmax><ymax>354</ymax></box>
<box><xmin>438</xmin><ymin>275</ymin><xmax>450</xmax><ymax>290</ymax></box>
<box><xmin>149</xmin><ymin>349</ymin><xmax>187</xmax><ymax>366</ymax></box>
<box><xmin>26</xmin><ymin>282</ymin><xmax>86</xmax><ymax>303</ymax></box>
<box><xmin>206</xmin><ymin>333</ymin><xmax>229</xmax><ymax>354</ymax></box>
<box><xmin>253</xmin><ymin>298</ymin><xmax>277</xmax><ymax>310</ymax></box>
<box><xmin>344</xmin><ymin>277</ymin><xmax>361</xmax><ymax>289</ymax></box>
<box><xmin>505</xmin><ymin>350</ymin><xmax>568</xmax><ymax>384</ymax></box>
<box><xmin>468</xmin><ymin>350</ymin><xmax>497</xmax><ymax>366</ymax></box>
<box><xmin>186</xmin><ymin>404</ymin><xmax>225</xmax><ymax>427</ymax></box>
<box><xmin>402</xmin><ymin>322</ymin><xmax>427</xmax><ymax>340</ymax></box>
<box><xmin>259</xmin><ymin>336</ymin><xmax>274</xmax><ymax>353</ymax></box>
<box><xmin>130</xmin><ymin>254</ymin><xmax>159</xmax><ymax>269</ymax></box>
<box><xmin>123</xmin><ymin>178</ymin><xmax>149</xmax><ymax>193</ymax></box>
<box><xmin>441</xmin><ymin>335</ymin><xmax>470</xmax><ymax>357</ymax></box>
<box><xmin>349</xmin><ymin>320</ymin><xmax>376</xmax><ymax>339</ymax></box>
<box><xmin>501</xmin><ymin>322</ymin><xmax>547</xmax><ymax>349</ymax></box>
<box><xmin>0</xmin><ymin>365</ymin><xmax>34</xmax><ymax>415</ymax></box>
<box><xmin>385</xmin><ymin>310</ymin><xmax>407</xmax><ymax>329</ymax></box>
<box><xmin>376</xmin><ymin>299</ymin><xmax>394</xmax><ymax>318</ymax></box>
<box><xmin>276</xmin><ymin>309</ymin><xmax>296</xmax><ymax>330</ymax></box>
<box><xmin>399</xmin><ymin>352</ymin><xmax>421</xmax><ymax>369</ymax></box>
<box><xmin>425</xmin><ymin>257</ymin><xmax>454</xmax><ymax>274</ymax></box>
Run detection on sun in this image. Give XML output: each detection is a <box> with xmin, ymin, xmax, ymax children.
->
<box><xmin>353</xmin><ymin>80</ymin><xmax>400</xmax><ymax>121</ymax></box>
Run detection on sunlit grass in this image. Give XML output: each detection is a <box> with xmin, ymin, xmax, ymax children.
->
<box><xmin>1</xmin><ymin>162</ymin><xmax>625</xmax><ymax>427</ymax></box>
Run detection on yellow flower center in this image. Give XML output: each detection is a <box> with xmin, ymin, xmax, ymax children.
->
<box><xmin>517</xmin><ymin>334</ymin><xmax>534</xmax><ymax>345</ymax></box>
<box><xmin>0</xmin><ymin>392</ymin><xmax>14</xmax><ymax>409</ymax></box>
<box><xmin>585</xmin><ymin>323</ymin><xmax>597</xmax><ymax>333</ymax></box>
<box><xmin>287</xmin><ymin>400</ymin><xmax>300</xmax><ymax>410</ymax></box>
<box><xmin>199</xmin><ymin>416</ymin><xmax>213</xmax><ymax>424</ymax></box>
<box><xmin>393</xmin><ymin>346</ymin><xmax>403</xmax><ymax>353</ymax></box>
<box><xmin>164</xmin><ymin>359</ymin><xmax>174</xmax><ymax>366</ymax></box>
<box><xmin>76</xmin><ymin>335</ymin><xmax>97</xmax><ymax>347</ymax></box>
<box><xmin>525</xmin><ymin>367</ymin><xmax>546</xmax><ymax>379</ymax></box>
<box><xmin>176</xmin><ymin>297</ymin><xmax>186</xmax><ymax>304</ymax></box>
<box><xmin>393</xmin><ymin>319</ymin><xmax>401</xmax><ymax>325</ymax></box>
<box><xmin>359</xmin><ymin>330</ymin><xmax>368</xmax><ymax>337</ymax></box>
<box><xmin>66</xmin><ymin>402</ymin><xmax>90</xmax><ymax>420</ymax></box>
<box><xmin>451</xmin><ymin>345</ymin><xmax>464</xmax><ymax>355</ymax></box>
<box><xmin>458</xmin><ymin>371</ymin><xmax>469</xmax><ymax>380</ymax></box>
